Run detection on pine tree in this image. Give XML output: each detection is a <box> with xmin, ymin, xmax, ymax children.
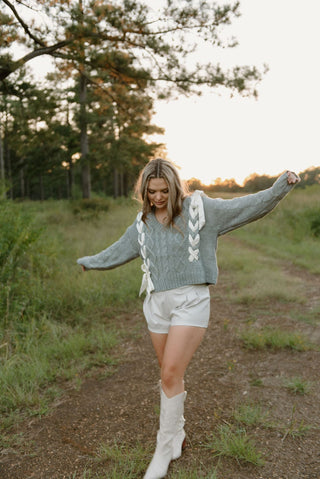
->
<box><xmin>1</xmin><ymin>0</ymin><xmax>262</xmax><ymax>198</ymax></box>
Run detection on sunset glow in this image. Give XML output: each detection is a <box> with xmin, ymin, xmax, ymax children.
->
<box><xmin>150</xmin><ymin>0</ymin><xmax>320</xmax><ymax>184</ymax></box>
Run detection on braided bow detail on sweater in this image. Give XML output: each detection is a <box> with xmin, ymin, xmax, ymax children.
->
<box><xmin>188</xmin><ymin>190</ymin><xmax>205</xmax><ymax>262</ymax></box>
<box><xmin>137</xmin><ymin>191</ymin><xmax>206</xmax><ymax>295</ymax></box>
<box><xmin>137</xmin><ymin>212</ymin><xmax>155</xmax><ymax>296</ymax></box>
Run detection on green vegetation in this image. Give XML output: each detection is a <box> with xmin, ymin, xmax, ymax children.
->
<box><xmin>64</xmin><ymin>440</ymin><xmax>219</xmax><ymax>478</ymax></box>
<box><xmin>1</xmin><ymin>187</ymin><xmax>319</xmax><ymax>424</ymax></box>
<box><xmin>240</xmin><ymin>327</ymin><xmax>316</xmax><ymax>351</ymax></box>
<box><xmin>280</xmin><ymin>406</ymin><xmax>312</xmax><ymax>441</ymax></box>
<box><xmin>169</xmin><ymin>468</ymin><xmax>219</xmax><ymax>479</ymax></box>
<box><xmin>291</xmin><ymin>307</ymin><xmax>320</xmax><ymax>325</ymax></box>
<box><xmin>284</xmin><ymin>377</ymin><xmax>312</xmax><ymax>395</ymax></box>
<box><xmin>1</xmin><ymin>1</ymin><xmax>261</xmax><ymax>202</ymax></box>
<box><xmin>216</xmin><ymin>185</ymin><xmax>320</xmax><ymax>309</ymax></box>
<box><xmin>0</xmin><ymin>198</ymin><xmax>142</xmax><ymax>425</ymax></box>
<box><xmin>1</xmin><ymin>185</ymin><xmax>319</xmax><ymax>477</ymax></box>
<box><xmin>229</xmin><ymin>185</ymin><xmax>320</xmax><ymax>274</ymax></box>
<box><xmin>97</xmin><ymin>442</ymin><xmax>149</xmax><ymax>478</ymax></box>
<box><xmin>233</xmin><ymin>402</ymin><xmax>269</xmax><ymax>426</ymax></box>
<box><xmin>206</xmin><ymin>424</ymin><xmax>265</xmax><ymax>466</ymax></box>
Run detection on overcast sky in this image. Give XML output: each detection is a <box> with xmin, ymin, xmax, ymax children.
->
<box><xmin>149</xmin><ymin>0</ymin><xmax>320</xmax><ymax>184</ymax></box>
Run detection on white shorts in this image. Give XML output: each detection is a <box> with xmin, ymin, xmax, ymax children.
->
<box><xmin>143</xmin><ymin>284</ymin><xmax>210</xmax><ymax>334</ymax></box>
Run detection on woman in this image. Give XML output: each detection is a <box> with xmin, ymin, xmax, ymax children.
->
<box><xmin>77</xmin><ymin>158</ymin><xmax>300</xmax><ymax>479</ymax></box>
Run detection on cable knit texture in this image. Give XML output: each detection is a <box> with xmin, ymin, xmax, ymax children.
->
<box><xmin>77</xmin><ymin>172</ymin><xmax>294</xmax><ymax>293</ymax></box>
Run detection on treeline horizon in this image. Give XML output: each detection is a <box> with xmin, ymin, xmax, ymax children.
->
<box><xmin>0</xmin><ymin>164</ymin><xmax>318</xmax><ymax>202</ymax></box>
<box><xmin>0</xmin><ymin>1</ymin><xmax>263</xmax><ymax>202</ymax></box>
<box><xmin>187</xmin><ymin>166</ymin><xmax>320</xmax><ymax>194</ymax></box>
<box><xmin>1</xmin><ymin>2</ymin><xmax>318</xmax><ymax>202</ymax></box>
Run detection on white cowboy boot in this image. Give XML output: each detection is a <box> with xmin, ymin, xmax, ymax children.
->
<box><xmin>157</xmin><ymin>381</ymin><xmax>187</xmax><ymax>461</ymax></box>
<box><xmin>144</xmin><ymin>388</ymin><xmax>186</xmax><ymax>479</ymax></box>
<box><xmin>171</xmin><ymin>392</ymin><xmax>187</xmax><ymax>460</ymax></box>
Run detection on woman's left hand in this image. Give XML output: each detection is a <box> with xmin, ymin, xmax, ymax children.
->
<box><xmin>287</xmin><ymin>171</ymin><xmax>301</xmax><ymax>184</ymax></box>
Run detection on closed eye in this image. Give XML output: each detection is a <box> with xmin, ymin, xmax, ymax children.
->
<box><xmin>148</xmin><ymin>189</ymin><xmax>169</xmax><ymax>194</ymax></box>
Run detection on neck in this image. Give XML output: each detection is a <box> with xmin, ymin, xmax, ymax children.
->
<box><xmin>155</xmin><ymin>208</ymin><xmax>168</xmax><ymax>223</ymax></box>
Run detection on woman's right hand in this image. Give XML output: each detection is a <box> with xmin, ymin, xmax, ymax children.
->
<box><xmin>80</xmin><ymin>265</ymin><xmax>86</xmax><ymax>272</ymax></box>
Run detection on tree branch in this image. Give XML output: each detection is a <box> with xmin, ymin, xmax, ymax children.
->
<box><xmin>1</xmin><ymin>0</ymin><xmax>46</xmax><ymax>47</ymax></box>
<box><xmin>0</xmin><ymin>40</ymin><xmax>73</xmax><ymax>81</ymax></box>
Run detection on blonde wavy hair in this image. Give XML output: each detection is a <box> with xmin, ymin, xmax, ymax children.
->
<box><xmin>135</xmin><ymin>158</ymin><xmax>189</xmax><ymax>226</ymax></box>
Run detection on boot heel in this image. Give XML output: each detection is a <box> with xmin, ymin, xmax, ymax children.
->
<box><xmin>181</xmin><ymin>437</ymin><xmax>187</xmax><ymax>451</ymax></box>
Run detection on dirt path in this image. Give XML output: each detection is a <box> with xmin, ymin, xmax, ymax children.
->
<box><xmin>1</xmin><ymin>239</ymin><xmax>320</xmax><ymax>479</ymax></box>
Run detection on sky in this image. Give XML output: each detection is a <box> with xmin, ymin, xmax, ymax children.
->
<box><xmin>148</xmin><ymin>0</ymin><xmax>320</xmax><ymax>185</ymax></box>
<box><xmin>23</xmin><ymin>0</ymin><xmax>320</xmax><ymax>185</ymax></box>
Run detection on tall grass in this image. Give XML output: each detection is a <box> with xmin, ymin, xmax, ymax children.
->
<box><xmin>0</xmin><ymin>198</ymin><xmax>142</xmax><ymax>423</ymax></box>
<box><xmin>216</xmin><ymin>186</ymin><xmax>320</xmax><ymax>304</ymax></box>
<box><xmin>218</xmin><ymin>240</ymin><xmax>306</xmax><ymax>304</ymax></box>
<box><xmin>230</xmin><ymin>185</ymin><xmax>320</xmax><ymax>273</ymax></box>
<box><xmin>1</xmin><ymin>185</ymin><xmax>319</xmax><ymax>427</ymax></box>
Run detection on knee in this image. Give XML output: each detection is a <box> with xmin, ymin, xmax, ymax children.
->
<box><xmin>161</xmin><ymin>363</ymin><xmax>182</xmax><ymax>391</ymax></box>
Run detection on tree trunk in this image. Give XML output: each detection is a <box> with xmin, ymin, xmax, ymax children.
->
<box><xmin>113</xmin><ymin>167</ymin><xmax>119</xmax><ymax>198</ymax></box>
<box><xmin>20</xmin><ymin>167</ymin><xmax>25</xmax><ymax>198</ymax></box>
<box><xmin>79</xmin><ymin>72</ymin><xmax>91</xmax><ymax>199</ymax></box>
<box><xmin>123</xmin><ymin>172</ymin><xmax>128</xmax><ymax>197</ymax></box>
<box><xmin>39</xmin><ymin>174</ymin><xmax>44</xmax><ymax>201</ymax></box>
<box><xmin>7</xmin><ymin>148</ymin><xmax>13</xmax><ymax>199</ymax></box>
<box><xmin>0</xmin><ymin>136</ymin><xmax>5</xmax><ymax>198</ymax></box>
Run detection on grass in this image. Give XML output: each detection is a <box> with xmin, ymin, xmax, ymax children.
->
<box><xmin>233</xmin><ymin>402</ymin><xmax>269</xmax><ymax>426</ymax></box>
<box><xmin>96</xmin><ymin>441</ymin><xmax>149</xmax><ymax>478</ymax></box>
<box><xmin>230</xmin><ymin>185</ymin><xmax>320</xmax><ymax>274</ymax></box>
<box><xmin>231</xmin><ymin>399</ymin><xmax>315</xmax><ymax>443</ymax></box>
<box><xmin>0</xmin><ymin>198</ymin><xmax>143</xmax><ymax>426</ymax></box>
<box><xmin>1</xmin><ymin>186</ymin><xmax>319</xmax><ymax>476</ymax></box>
<box><xmin>240</xmin><ymin>327</ymin><xmax>317</xmax><ymax>351</ymax></box>
<box><xmin>205</xmin><ymin>424</ymin><xmax>265</xmax><ymax>466</ymax></box>
<box><xmin>170</xmin><ymin>469</ymin><xmax>219</xmax><ymax>478</ymax></box>
<box><xmin>66</xmin><ymin>439</ymin><xmax>220</xmax><ymax>478</ymax></box>
<box><xmin>291</xmin><ymin>307</ymin><xmax>320</xmax><ymax>325</ymax></box>
<box><xmin>0</xmin><ymin>319</ymin><xmax>119</xmax><ymax>415</ymax></box>
<box><xmin>281</xmin><ymin>406</ymin><xmax>312</xmax><ymax>441</ymax></box>
<box><xmin>284</xmin><ymin>377</ymin><xmax>312</xmax><ymax>395</ymax></box>
<box><xmin>82</xmin><ymin>441</ymin><xmax>220</xmax><ymax>479</ymax></box>
<box><xmin>218</xmin><ymin>240</ymin><xmax>306</xmax><ymax>305</ymax></box>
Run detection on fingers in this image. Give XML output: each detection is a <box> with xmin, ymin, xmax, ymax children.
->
<box><xmin>287</xmin><ymin>171</ymin><xmax>301</xmax><ymax>184</ymax></box>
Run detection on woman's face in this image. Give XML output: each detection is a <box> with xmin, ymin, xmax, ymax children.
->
<box><xmin>147</xmin><ymin>178</ymin><xmax>169</xmax><ymax>210</ymax></box>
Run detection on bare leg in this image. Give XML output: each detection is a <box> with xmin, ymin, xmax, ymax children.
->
<box><xmin>149</xmin><ymin>325</ymin><xmax>206</xmax><ymax>397</ymax></box>
<box><xmin>149</xmin><ymin>332</ymin><xmax>167</xmax><ymax>368</ymax></box>
<box><xmin>144</xmin><ymin>326</ymin><xmax>206</xmax><ymax>478</ymax></box>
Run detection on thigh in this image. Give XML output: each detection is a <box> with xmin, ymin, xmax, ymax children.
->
<box><xmin>149</xmin><ymin>331</ymin><xmax>168</xmax><ymax>367</ymax></box>
<box><xmin>162</xmin><ymin>325</ymin><xmax>206</xmax><ymax>378</ymax></box>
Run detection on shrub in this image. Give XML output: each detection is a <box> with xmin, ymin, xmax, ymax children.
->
<box><xmin>0</xmin><ymin>202</ymin><xmax>42</xmax><ymax>327</ymax></box>
<box><xmin>310</xmin><ymin>214</ymin><xmax>320</xmax><ymax>237</ymax></box>
<box><xmin>71</xmin><ymin>198</ymin><xmax>110</xmax><ymax>220</ymax></box>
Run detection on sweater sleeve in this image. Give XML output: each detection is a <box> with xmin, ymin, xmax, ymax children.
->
<box><xmin>77</xmin><ymin>220</ymin><xmax>140</xmax><ymax>271</ymax></box>
<box><xmin>203</xmin><ymin>172</ymin><xmax>295</xmax><ymax>236</ymax></box>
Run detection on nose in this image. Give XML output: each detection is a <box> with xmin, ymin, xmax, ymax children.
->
<box><xmin>155</xmin><ymin>191</ymin><xmax>162</xmax><ymax>201</ymax></box>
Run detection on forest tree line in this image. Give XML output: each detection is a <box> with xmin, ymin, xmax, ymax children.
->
<box><xmin>0</xmin><ymin>1</ymin><xmax>317</xmax><ymax>201</ymax></box>
<box><xmin>187</xmin><ymin>166</ymin><xmax>320</xmax><ymax>194</ymax></box>
<box><xmin>0</xmin><ymin>0</ymin><xmax>265</xmax><ymax>200</ymax></box>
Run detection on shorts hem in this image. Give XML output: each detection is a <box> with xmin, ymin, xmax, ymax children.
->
<box><xmin>148</xmin><ymin>322</ymin><xmax>208</xmax><ymax>334</ymax></box>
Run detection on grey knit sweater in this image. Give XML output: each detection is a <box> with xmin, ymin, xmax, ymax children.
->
<box><xmin>77</xmin><ymin>172</ymin><xmax>294</xmax><ymax>294</ymax></box>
